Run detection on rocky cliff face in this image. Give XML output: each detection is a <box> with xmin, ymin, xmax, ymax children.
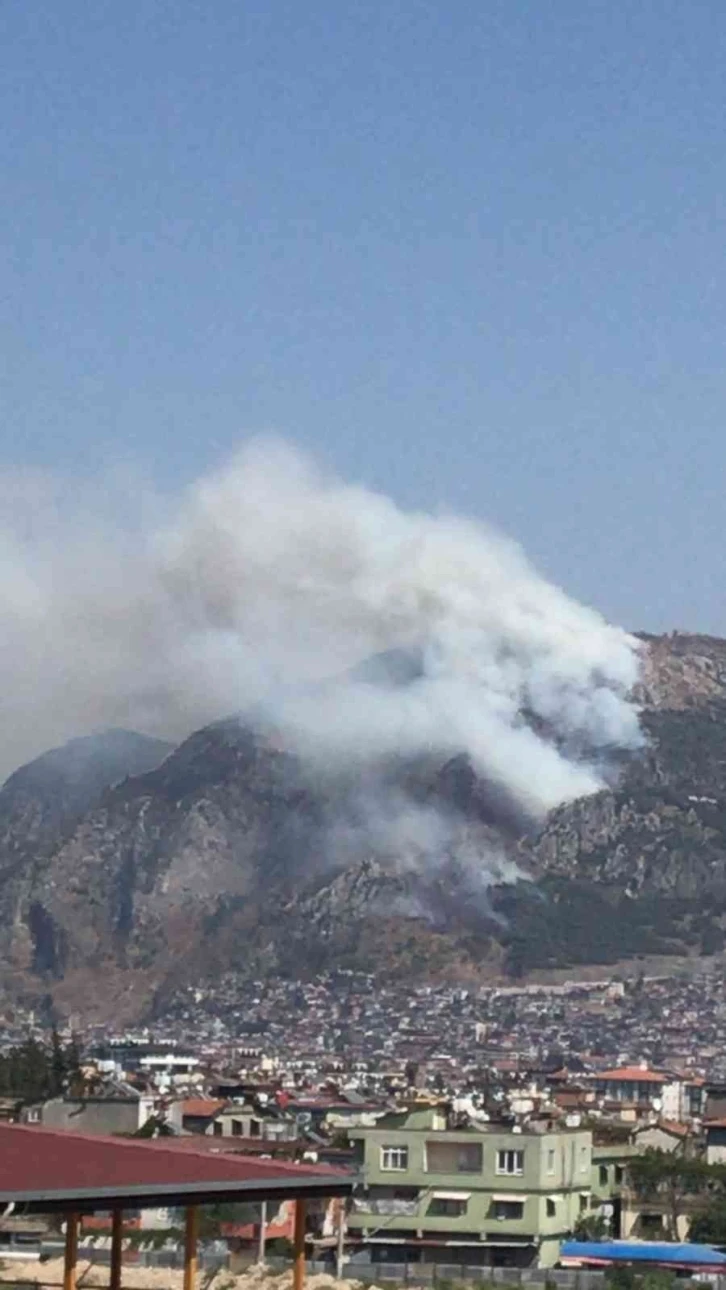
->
<box><xmin>636</xmin><ymin>632</ymin><xmax>726</xmax><ymax>709</ymax></box>
<box><xmin>3</xmin><ymin>632</ymin><xmax>726</xmax><ymax>1020</ymax></box>
<box><xmin>0</xmin><ymin>729</ymin><xmax>172</xmax><ymax>980</ymax></box>
<box><xmin>501</xmin><ymin>694</ymin><xmax>726</xmax><ymax>972</ymax></box>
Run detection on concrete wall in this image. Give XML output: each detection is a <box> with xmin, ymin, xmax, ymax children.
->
<box><xmin>37</xmin><ymin>1096</ymin><xmax>150</xmax><ymax>1135</ymax></box>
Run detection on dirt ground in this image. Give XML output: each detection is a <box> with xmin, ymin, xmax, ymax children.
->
<box><xmin>0</xmin><ymin>1258</ymin><xmax>385</xmax><ymax>1290</ymax></box>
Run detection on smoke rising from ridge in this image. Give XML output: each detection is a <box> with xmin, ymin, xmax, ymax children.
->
<box><xmin>0</xmin><ymin>439</ymin><xmax>642</xmax><ymax>841</ymax></box>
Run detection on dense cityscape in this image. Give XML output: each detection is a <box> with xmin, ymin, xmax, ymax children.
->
<box><xmin>1</xmin><ymin>966</ymin><xmax>726</xmax><ymax>1280</ymax></box>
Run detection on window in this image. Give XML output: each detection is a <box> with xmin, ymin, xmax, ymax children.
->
<box><xmin>496</xmin><ymin>1149</ymin><xmax>524</xmax><ymax>1176</ymax></box>
<box><xmin>428</xmin><ymin>1197</ymin><xmax>468</xmax><ymax>1217</ymax></box>
<box><xmin>492</xmin><ymin>1200</ymin><xmax>524</xmax><ymax>1221</ymax></box>
<box><xmin>547</xmin><ymin>1149</ymin><xmax>556</xmax><ymax>1175</ymax></box>
<box><xmin>213</xmin><ymin>1121</ymin><xmax>223</xmax><ymax>1137</ymax></box>
<box><xmin>546</xmin><ymin>1198</ymin><xmax>556</xmax><ymax>1218</ymax></box>
<box><xmin>381</xmin><ymin>1146</ymin><xmax>409</xmax><ymax>1172</ymax></box>
<box><xmin>599</xmin><ymin>1164</ymin><xmax>608</xmax><ymax>1186</ymax></box>
<box><xmin>614</xmin><ymin>1166</ymin><xmax>624</xmax><ymax>1184</ymax></box>
<box><xmin>425</xmin><ymin>1141</ymin><xmax>483</xmax><ymax>1174</ymax></box>
<box><xmin>580</xmin><ymin>1146</ymin><xmax>589</xmax><ymax>1172</ymax></box>
<box><xmin>231</xmin><ymin>1119</ymin><xmax>244</xmax><ymax>1136</ymax></box>
<box><xmin>579</xmin><ymin>1193</ymin><xmax>589</xmax><ymax>1212</ymax></box>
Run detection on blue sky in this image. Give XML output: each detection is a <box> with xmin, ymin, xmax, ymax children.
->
<box><xmin>2</xmin><ymin>0</ymin><xmax>725</xmax><ymax>633</ymax></box>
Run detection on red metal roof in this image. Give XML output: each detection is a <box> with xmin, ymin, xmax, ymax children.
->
<box><xmin>141</xmin><ymin>1135</ymin><xmax>298</xmax><ymax>1154</ymax></box>
<box><xmin>0</xmin><ymin>1124</ymin><xmax>353</xmax><ymax>1211</ymax></box>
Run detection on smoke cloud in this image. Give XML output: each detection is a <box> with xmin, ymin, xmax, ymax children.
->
<box><xmin>0</xmin><ymin>439</ymin><xmax>642</xmax><ymax>839</ymax></box>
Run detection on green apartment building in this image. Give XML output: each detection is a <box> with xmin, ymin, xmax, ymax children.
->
<box><xmin>590</xmin><ymin>1143</ymin><xmax>640</xmax><ymax>1238</ymax></box>
<box><xmin>348</xmin><ymin>1105</ymin><xmax>594</xmax><ymax>1268</ymax></box>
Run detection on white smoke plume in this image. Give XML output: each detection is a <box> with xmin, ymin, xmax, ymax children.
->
<box><xmin>0</xmin><ymin>438</ymin><xmax>642</xmax><ymax>826</ymax></box>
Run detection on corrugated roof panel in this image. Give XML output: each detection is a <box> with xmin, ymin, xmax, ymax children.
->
<box><xmin>0</xmin><ymin>1123</ymin><xmax>353</xmax><ymax>1208</ymax></box>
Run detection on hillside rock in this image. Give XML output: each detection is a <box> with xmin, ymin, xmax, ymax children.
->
<box><xmin>2</xmin><ymin>631</ymin><xmax>726</xmax><ymax>1018</ymax></box>
<box><xmin>636</xmin><ymin>632</ymin><xmax>726</xmax><ymax>709</ymax></box>
<box><xmin>0</xmin><ymin>729</ymin><xmax>172</xmax><ymax>978</ymax></box>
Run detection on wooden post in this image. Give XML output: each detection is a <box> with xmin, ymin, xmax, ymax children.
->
<box><xmin>63</xmin><ymin>1212</ymin><xmax>79</xmax><ymax>1290</ymax></box>
<box><xmin>257</xmin><ymin>1200</ymin><xmax>267</xmax><ymax>1265</ymax></box>
<box><xmin>293</xmin><ymin>1199</ymin><xmax>306</xmax><ymax>1290</ymax></box>
<box><xmin>110</xmin><ymin>1209</ymin><xmax>123</xmax><ymax>1290</ymax></box>
<box><xmin>183</xmin><ymin>1205</ymin><xmax>199</xmax><ymax>1290</ymax></box>
<box><xmin>335</xmin><ymin>1199</ymin><xmax>345</xmax><ymax>1280</ymax></box>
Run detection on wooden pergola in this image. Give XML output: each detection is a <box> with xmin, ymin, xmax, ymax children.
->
<box><xmin>0</xmin><ymin>1124</ymin><xmax>355</xmax><ymax>1290</ymax></box>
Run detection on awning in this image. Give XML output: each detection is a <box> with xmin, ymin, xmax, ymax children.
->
<box><xmin>492</xmin><ymin>1193</ymin><xmax>528</xmax><ymax>1203</ymax></box>
<box><xmin>0</xmin><ymin>1123</ymin><xmax>357</xmax><ymax>1215</ymax></box>
<box><xmin>546</xmin><ymin>1195</ymin><xmax>560</xmax><ymax>1203</ymax></box>
<box><xmin>432</xmin><ymin>1190</ymin><xmax>472</xmax><ymax>1201</ymax></box>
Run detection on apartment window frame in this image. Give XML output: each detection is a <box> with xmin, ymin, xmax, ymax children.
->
<box><xmin>492</xmin><ymin>1200</ymin><xmax>524</xmax><ymax>1221</ymax></box>
<box><xmin>546</xmin><ymin>1198</ymin><xmax>556</xmax><ymax>1218</ymax></box>
<box><xmin>546</xmin><ymin>1148</ymin><xmax>556</xmax><ymax>1175</ymax></box>
<box><xmin>425</xmin><ymin>1140</ymin><xmax>483</xmax><ymax>1175</ymax></box>
<box><xmin>380</xmin><ymin>1145</ymin><xmax>409</xmax><ymax>1172</ymax></box>
<box><xmin>428</xmin><ymin>1197</ymin><xmax>469</xmax><ymax>1218</ymax></box>
<box><xmin>496</xmin><ymin>1148</ymin><xmax>524</xmax><ymax>1176</ymax></box>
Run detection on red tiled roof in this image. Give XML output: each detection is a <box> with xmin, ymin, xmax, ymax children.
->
<box><xmin>286</xmin><ymin>1098</ymin><xmax>382</xmax><ymax>1111</ymax></box>
<box><xmin>596</xmin><ymin>1067</ymin><xmax>667</xmax><ymax>1083</ymax></box>
<box><xmin>0</xmin><ymin>1124</ymin><xmax>353</xmax><ymax>1210</ymax></box>
<box><xmin>180</xmin><ymin>1099</ymin><xmax>227</xmax><ymax>1118</ymax></box>
<box><xmin>659</xmin><ymin>1121</ymin><xmax>691</xmax><ymax>1136</ymax></box>
<box><xmin>634</xmin><ymin>1119</ymin><xmax>690</xmax><ymax>1138</ymax></box>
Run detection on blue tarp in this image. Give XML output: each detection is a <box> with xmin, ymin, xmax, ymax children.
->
<box><xmin>560</xmin><ymin>1241</ymin><xmax>726</xmax><ymax>1267</ymax></box>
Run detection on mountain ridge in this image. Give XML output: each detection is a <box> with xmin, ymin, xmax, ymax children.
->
<box><xmin>2</xmin><ymin>631</ymin><xmax>726</xmax><ymax>1022</ymax></box>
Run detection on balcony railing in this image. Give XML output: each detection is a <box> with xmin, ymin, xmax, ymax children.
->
<box><xmin>351</xmin><ymin>1198</ymin><xmax>419</xmax><ymax>1217</ymax></box>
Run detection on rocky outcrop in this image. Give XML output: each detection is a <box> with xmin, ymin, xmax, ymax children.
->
<box><xmin>0</xmin><ymin>729</ymin><xmax>172</xmax><ymax>980</ymax></box>
<box><xmin>636</xmin><ymin>632</ymin><xmax>726</xmax><ymax>709</ymax></box>
<box><xmin>2</xmin><ymin>632</ymin><xmax>726</xmax><ymax>1018</ymax></box>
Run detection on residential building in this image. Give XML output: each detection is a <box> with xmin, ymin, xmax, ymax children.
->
<box><xmin>167</xmin><ymin>1098</ymin><xmax>227</xmax><ymax>1134</ymax></box>
<box><xmin>591</xmin><ymin>1067</ymin><xmax>684</xmax><ymax>1121</ymax></box>
<box><xmin>590</xmin><ymin>1143</ymin><xmax>641</xmax><ymax>1238</ymax></box>
<box><xmin>630</xmin><ymin>1121</ymin><xmax>692</xmax><ymax>1154</ymax></box>
<box><xmin>167</xmin><ymin>1096</ymin><xmax>298</xmax><ymax>1141</ymax></box>
<box><xmin>24</xmin><ymin>1085</ymin><xmax>154</xmax><ymax>1135</ymax></box>
<box><xmin>347</xmin><ymin>1104</ymin><xmax>593</xmax><ymax>1268</ymax></box>
<box><xmin>208</xmin><ymin>1103</ymin><xmax>297</xmax><ymax>1142</ymax></box>
<box><xmin>704</xmin><ymin>1119</ymin><xmax>726</xmax><ymax>1165</ymax></box>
